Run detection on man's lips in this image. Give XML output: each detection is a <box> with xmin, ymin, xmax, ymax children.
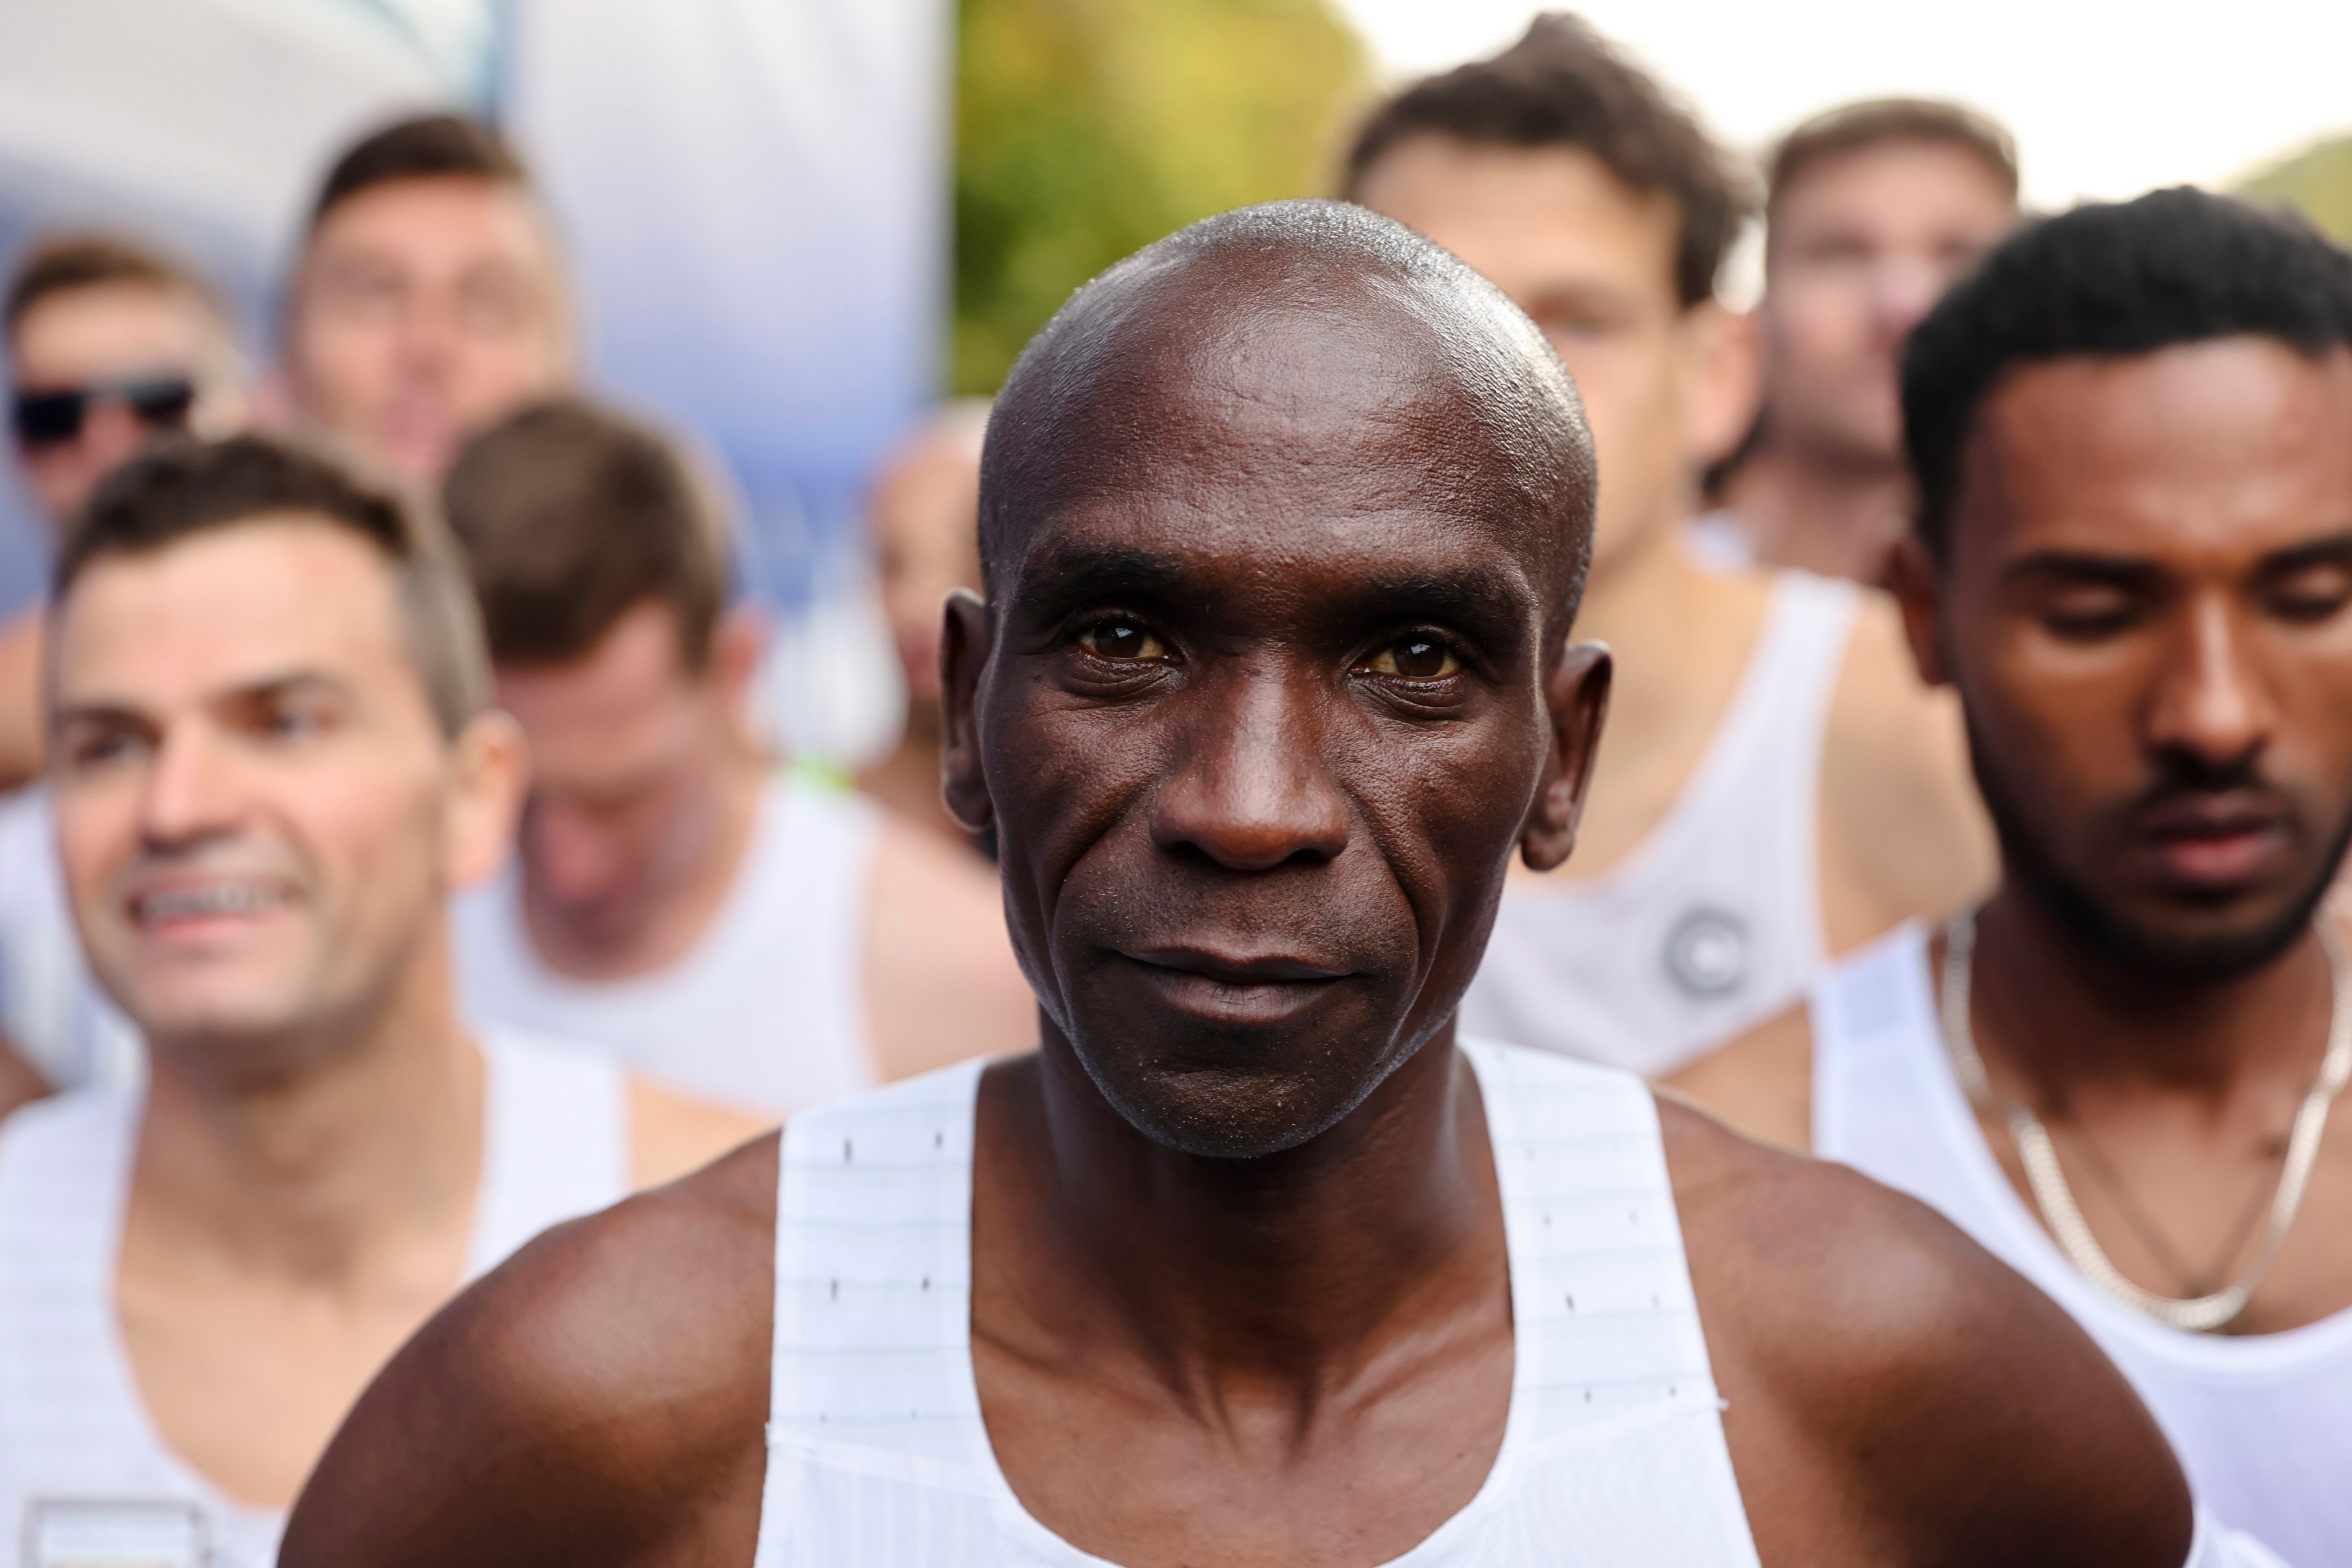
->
<box><xmin>2131</xmin><ymin>794</ymin><xmax>2291</xmax><ymax>890</ymax></box>
<box><xmin>1113</xmin><ymin>945</ymin><xmax>1353</xmax><ymax>1025</ymax></box>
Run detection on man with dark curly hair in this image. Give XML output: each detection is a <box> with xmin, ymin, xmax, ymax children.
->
<box><xmin>1677</xmin><ymin>186</ymin><xmax>2352</xmax><ymax>1565</ymax></box>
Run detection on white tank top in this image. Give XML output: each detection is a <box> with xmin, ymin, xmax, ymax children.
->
<box><xmin>1813</xmin><ymin>927</ymin><xmax>2323</xmax><ymax>1568</ymax></box>
<box><xmin>453</xmin><ymin>770</ymin><xmax>880</xmax><ymax>1117</ymax></box>
<box><xmin>1461</xmin><ymin>571</ymin><xmax>1860</xmax><ymax>1079</ymax></box>
<box><xmin>752</xmin><ymin>1037</ymin><xmax>1762</xmax><ymax>1566</ymax></box>
<box><xmin>0</xmin><ymin>1030</ymin><xmax>629</xmax><ymax>1568</ymax></box>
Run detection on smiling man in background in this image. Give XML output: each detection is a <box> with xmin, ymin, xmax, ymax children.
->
<box><xmin>1674</xmin><ymin>188</ymin><xmax>2352</xmax><ymax>1565</ymax></box>
<box><xmin>0</xmin><ymin>435</ymin><xmax>759</xmax><ymax>1566</ymax></box>
<box><xmin>0</xmin><ymin>237</ymin><xmax>252</xmax><ymax>1113</ymax></box>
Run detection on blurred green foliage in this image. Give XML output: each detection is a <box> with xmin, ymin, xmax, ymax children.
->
<box><xmin>953</xmin><ymin>0</ymin><xmax>1371</xmax><ymax>394</ymax></box>
<box><xmin>2240</xmin><ymin>133</ymin><xmax>2352</xmax><ymax>244</ymax></box>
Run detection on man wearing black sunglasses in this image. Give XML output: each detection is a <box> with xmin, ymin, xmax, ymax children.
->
<box><xmin>0</xmin><ymin>235</ymin><xmax>247</xmax><ymax>1115</ymax></box>
<box><xmin>7</xmin><ymin>236</ymin><xmax>245</xmax><ymax>529</ymax></box>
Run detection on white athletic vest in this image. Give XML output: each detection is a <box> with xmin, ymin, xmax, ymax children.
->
<box><xmin>453</xmin><ymin>770</ymin><xmax>880</xmax><ymax>1117</ymax></box>
<box><xmin>1814</xmin><ymin>927</ymin><xmax>2328</xmax><ymax>1568</ymax></box>
<box><xmin>752</xmin><ymin>1037</ymin><xmax>1762</xmax><ymax>1566</ymax></box>
<box><xmin>0</xmin><ymin>1030</ymin><xmax>629</xmax><ymax>1568</ymax></box>
<box><xmin>0</xmin><ymin>787</ymin><xmax>141</xmax><ymax>1093</ymax></box>
<box><xmin>1461</xmin><ymin>571</ymin><xmax>1860</xmax><ymax>1079</ymax></box>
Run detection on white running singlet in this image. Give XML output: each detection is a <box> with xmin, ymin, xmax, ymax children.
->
<box><xmin>1813</xmin><ymin>926</ymin><xmax>2315</xmax><ymax>1568</ymax></box>
<box><xmin>1461</xmin><ymin>571</ymin><xmax>1860</xmax><ymax>1078</ymax></box>
<box><xmin>453</xmin><ymin>770</ymin><xmax>880</xmax><ymax>1117</ymax></box>
<box><xmin>0</xmin><ymin>1031</ymin><xmax>629</xmax><ymax>1568</ymax></box>
<box><xmin>752</xmin><ymin>1037</ymin><xmax>1762</xmax><ymax>1566</ymax></box>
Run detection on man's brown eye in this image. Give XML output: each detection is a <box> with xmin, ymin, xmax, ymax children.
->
<box><xmin>1366</xmin><ymin>638</ymin><xmax>1460</xmax><ymax>680</ymax></box>
<box><xmin>1081</xmin><ymin>622</ymin><xmax>1167</xmax><ymax>661</ymax></box>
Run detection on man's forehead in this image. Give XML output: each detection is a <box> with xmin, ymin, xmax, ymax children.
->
<box><xmin>1004</xmin><ymin>494</ymin><xmax>1550</xmax><ymax>626</ymax></box>
<box><xmin>1959</xmin><ymin>340</ymin><xmax>2352</xmax><ymax>566</ymax></box>
<box><xmin>309</xmin><ymin>176</ymin><xmax>550</xmax><ymax>270</ymax></box>
<box><xmin>55</xmin><ymin>520</ymin><xmax>405</xmax><ymax>700</ymax></box>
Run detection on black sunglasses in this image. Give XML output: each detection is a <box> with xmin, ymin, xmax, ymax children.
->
<box><xmin>11</xmin><ymin>376</ymin><xmax>198</xmax><ymax>449</ymax></box>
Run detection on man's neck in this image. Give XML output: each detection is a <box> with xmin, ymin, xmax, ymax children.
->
<box><xmin>986</xmin><ymin>1025</ymin><xmax>1504</xmax><ymax>1399</ymax></box>
<box><xmin>1968</xmin><ymin>880</ymin><xmax>2335</xmax><ymax>1111</ymax></box>
<box><xmin>1720</xmin><ymin>436</ymin><xmax>1910</xmax><ymax>583</ymax></box>
<box><xmin>131</xmin><ymin>960</ymin><xmax>485</xmax><ymax>1292</ymax></box>
<box><xmin>527</xmin><ymin>741</ymin><xmax>770</xmax><ymax>979</ymax></box>
<box><xmin>1562</xmin><ymin>513</ymin><xmax>1772</xmax><ymax>788</ymax></box>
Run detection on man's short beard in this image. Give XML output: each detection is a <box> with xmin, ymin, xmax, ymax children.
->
<box><xmin>1968</xmin><ymin>721</ymin><xmax>2352</xmax><ymax>986</ymax></box>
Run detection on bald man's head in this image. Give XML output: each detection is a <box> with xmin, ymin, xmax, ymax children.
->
<box><xmin>981</xmin><ymin>199</ymin><xmax>1596</xmax><ymax>643</ymax></box>
<box><xmin>943</xmin><ymin>201</ymin><xmax>1615</xmax><ymax>1159</ymax></box>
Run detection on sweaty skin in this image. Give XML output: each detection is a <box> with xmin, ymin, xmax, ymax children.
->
<box><xmin>283</xmin><ymin>206</ymin><xmax>2187</xmax><ymax>1568</ymax></box>
<box><xmin>1676</xmin><ymin>339</ymin><xmax>2352</xmax><ymax>1336</ymax></box>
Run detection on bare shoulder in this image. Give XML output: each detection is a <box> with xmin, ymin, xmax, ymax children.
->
<box><xmin>627</xmin><ymin>1075</ymin><xmax>777</xmax><ymax>1188</ymax></box>
<box><xmin>281</xmin><ymin>1135</ymin><xmax>781</xmax><ymax>1567</ymax></box>
<box><xmin>863</xmin><ymin>810</ymin><xmax>1035</xmax><ymax>1077</ymax></box>
<box><xmin>1660</xmin><ymin>1002</ymin><xmax>1812</xmax><ymax>1152</ymax></box>
<box><xmin>1818</xmin><ymin>592</ymin><xmax>1993</xmax><ymax>952</ymax></box>
<box><xmin>1660</xmin><ymin>1100</ymin><xmax>2190</xmax><ymax>1567</ymax></box>
<box><xmin>0</xmin><ymin>1028</ymin><xmax>47</xmax><ymax>1122</ymax></box>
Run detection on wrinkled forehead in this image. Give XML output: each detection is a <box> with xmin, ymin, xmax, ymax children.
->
<box><xmin>984</xmin><ymin>272</ymin><xmax>1587</xmax><ymax>605</ymax></box>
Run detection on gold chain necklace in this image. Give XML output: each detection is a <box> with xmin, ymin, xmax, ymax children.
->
<box><xmin>1938</xmin><ymin>910</ymin><xmax>2352</xmax><ymax>1333</ymax></box>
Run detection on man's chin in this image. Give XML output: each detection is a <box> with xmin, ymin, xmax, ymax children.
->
<box><xmin>1063</xmin><ymin>1018</ymin><xmax>1420</xmax><ymax>1161</ymax></box>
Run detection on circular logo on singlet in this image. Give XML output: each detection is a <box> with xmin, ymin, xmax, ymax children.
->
<box><xmin>1662</xmin><ymin>905</ymin><xmax>1752</xmax><ymax>1000</ymax></box>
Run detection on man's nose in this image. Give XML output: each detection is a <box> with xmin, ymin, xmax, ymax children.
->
<box><xmin>524</xmin><ymin>802</ymin><xmax>623</xmax><ymax>903</ymax></box>
<box><xmin>1872</xmin><ymin>254</ymin><xmax>1945</xmax><ymax>341</ymax></box>
<box><xmin>1149</xmin><ymin>667</ymin><xmax>1351</xmax><ymax>872</ymax></box>
<box><xmin>138</xmin><ymin>724</ymin><xmax>245</xmax><ymax>847</ymax></box>
<box><xmin>77</xmin><ymin>399</ymin><xmax>153</xmax><ymax>473</ymax></box>
<box><xmin>394</xmin><ymin>296</ymin><xmax>464</xmax><ymax>376</ymax></box>
<box><xmin>2147</xmin><ymin>596</ymin><xmax>2273</xmax><ymax>772</ymax></box>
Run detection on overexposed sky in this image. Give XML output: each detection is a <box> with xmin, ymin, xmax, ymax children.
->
<box><xmin>1333</xmin><ymin>0</ymin><xmax>2352</xmax><ymax>210</ymax></box>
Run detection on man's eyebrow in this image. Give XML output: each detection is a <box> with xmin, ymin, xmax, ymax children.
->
<box><xmin>1345</xmin><ymin>566</ymin><xmax>1535</xmax><ymax>629</ymax></box>
<box><xmin>1011</xmin><ymin>541</ymin><xmax>1198</xmax><ymax>606</ymax></box>
<box><xmin>2254</xmin><ymin>531</ymin><xmax>2352</xmax><ymax>578</ymax></box>
<box><xmin>1999</xmin><ymin>551</ymin><xmax>2165</xmax><ymax>591</ymax></box>
<box><xmin>52</xmin><ymin>669</ymin><xmax>356</xmax><ymax>730</ymax></box>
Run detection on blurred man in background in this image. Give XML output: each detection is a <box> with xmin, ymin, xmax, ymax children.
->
<box><xmin>1701</xmin><ymin>100</ymin><xmax>2021</xmax><ymax>580</ymax></box>
<box><xmin>0</xmin><ymin>435</ymin><xmax>759</xmax><ymax>1566</ymax></box>
<box><xmin>0</xmin><ymin>236</ymin><xmax>250</xmax><ymax>1110</ymax></box>
<box><xmin>280</xmin><ymin>113</ymin><xmax>569</xmax><ymax>492</ymax></box>
<box><xmin>446</xmin><ymin>399</ymin><xmax>1032</xmax><ymax>1117</ymax></box>
<box><xmin>1674</xmin><ymin>188</ymin><xmax>2352</xmax><ymax>1564</ymax></box>
<box><xmin>1347</xmin><ymin>14</ymin><xmax>1990</xmax><ymax>1078</ymax></box>
<box><xmin>858</xmin><ymin>399</ymin><xmax>992</xmax><ymax>853</ymax></box>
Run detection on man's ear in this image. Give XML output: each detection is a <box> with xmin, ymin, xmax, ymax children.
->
<box><xmin>939</xmin><ymin>589</ymin><xmax>995</xmax><ymax>833</ymax></box>
<box><xmin>1679</xmin><ymin>301</ymin><xmax>1762</xmax><ymax>469</ymax></box>
<box><xmin>1520</xmin><ymin>640</ymin><xmax>1612</xmax><ymax>872</ymax></box>
<box><xmin>445</xmin><ymin>709</ymin><xmax>529</xmax><ymax>892</ymax></box>
<box><xmin>710</xmin><ymin>604</ymin><xmax>770</xmax><ymax>715</ymax></box>
<box><xmin>1885</xmin><ymin>533</ymin><xmax>1950</xmax><ymax>688</ymax></box>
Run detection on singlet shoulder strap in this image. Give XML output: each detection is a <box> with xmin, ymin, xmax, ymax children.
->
<box><xmin>1459</xmin><ymin>1038</ymin><xmax>1733</xmax><ymax>1439</ymax></box>
<box><xmin>467</xmin><ymin>1031</ymin><xmax>630</xmax><ymax>1278</ymax></box>
<box><xmin>769</xmin><ymin>1057</ymin><xmax>995</xmax><ymax>1475</ymax></box>
<box><xmin>1806</xmin><ymin>921</ymin><xmax>1935</xmax><ymax>1162</ymax></box>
